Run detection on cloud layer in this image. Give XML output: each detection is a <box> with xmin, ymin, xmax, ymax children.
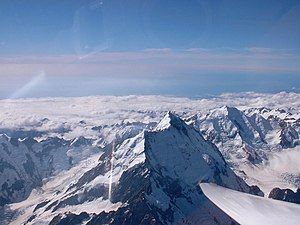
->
<box><xmin>0</xmin><ymin>48</ymin><xmax>299</xmax><ymax>78</ymax></box>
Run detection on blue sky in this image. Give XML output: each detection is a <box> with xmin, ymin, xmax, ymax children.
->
<box><xmin>0</xmin><ymin>0</ymin><xmax>300</xmax><ymax>98</ymax></box>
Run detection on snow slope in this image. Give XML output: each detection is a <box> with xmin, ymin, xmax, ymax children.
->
<box><xmin>5</xmin><ymin>153</ymin><xmax>122</xmax><ymax>225</ymax></box>
<box><xmin>0</xmin><ymin>135</ymin><xmax>100</xmax><ymax>205</ymax></box>
<box><xmin>200</xmin><ymin>183</ymin><xmax>300</xmax><ymax>225</ymax></box>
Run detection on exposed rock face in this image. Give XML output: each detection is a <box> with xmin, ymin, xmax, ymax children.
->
<box><xmin>249</xmin><ymin>185</ymin><xmax>264</xmax><ymax>197</ymax></box>
<box><xmin>268</xmin><ymin>187</ymin><xmax>300</xmax><ymax>204</ymax></box>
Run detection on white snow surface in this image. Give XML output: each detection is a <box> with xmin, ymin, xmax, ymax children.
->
<box><xmin>200</xmin><ymin>183</ymin><xmax>300</xmax><ymax>225</ymax></box>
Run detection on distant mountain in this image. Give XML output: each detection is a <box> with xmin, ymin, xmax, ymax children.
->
<box><xmin>184</xmin><ymin>106</ymin><xmax>300</xmax><ymax>194</ymax></box>
<box><xmin>187</xmin><ymin>106</ymin><xmax>299</xmax><ymax>167</ymax></box>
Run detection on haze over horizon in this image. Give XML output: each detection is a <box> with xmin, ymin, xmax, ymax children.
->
<box><xmin>0</xmin><ymin>0</ymin><xmax>300</xmax><ymax>98</ymax></box>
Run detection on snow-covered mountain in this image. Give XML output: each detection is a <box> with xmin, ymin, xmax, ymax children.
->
<box><xmin>4</xmin><ymin>112</ymin><xmax>251</xmax><ymax>225</ymax></box>
<box><xmin>0</xmin><ymin>92</ymin><xmax>299</xmax><ymax>224</ymax></box>
<box><xmin>0</xmin><ymin>121</ymin><xmax>154</xmax><ymax>207</ymax></box>
<box><xmin>0</xmin><ymin>135</ymin><xmax>99</xmax><ymax>206</ymax></box>
<box><xmin>186</xmin><ymin>105</ymin><xmax>300</xmax><ymax>193</ymax></box>
<box><xmin>188</xmin><ymin>106</ymin><xmax>299</xmax><ymax>167</ymax></box>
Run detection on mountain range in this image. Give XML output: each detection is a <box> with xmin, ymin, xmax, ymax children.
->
<box><xmin>0</xmin><ymin>93</ymin><xmax>299</xmax><ymax>224</ymax></box>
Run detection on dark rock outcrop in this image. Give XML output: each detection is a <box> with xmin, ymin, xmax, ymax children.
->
<box><xmin>268</xmin><ymin>187</ymin><xmax>300</xmax><ymax>204</ymax></box>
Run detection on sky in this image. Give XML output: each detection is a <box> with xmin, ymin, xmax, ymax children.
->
<box><xmin>0</xmin><ymin>0</ymin><xmax>300</xmax><ymax>98</ymax></box>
